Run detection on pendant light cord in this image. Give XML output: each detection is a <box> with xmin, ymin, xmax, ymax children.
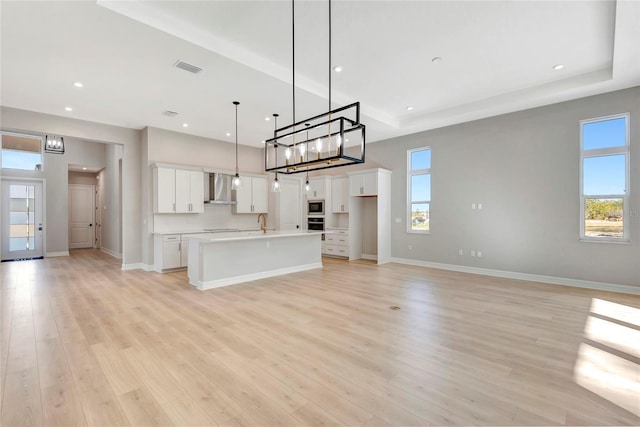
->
<box><xmin>292</xmin><ymin>0</ymin><xmax>296</xmax><ymax>126</ymax></box>
<box><xmin>234</xmin><ymin>102</ymin><xmax>239</xmax><ymax>173</ymax></box>
<box><xmin>328</xmin><ymin>0</ymin><xmax>332</xmax><ymax>112</ymax></box>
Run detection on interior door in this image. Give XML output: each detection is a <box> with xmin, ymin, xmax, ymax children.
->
<box><xmin>69</xmin><ymin>184</ymin><xmax>95</xmax><ymax>249</ymax></box>
<box><xmin>1</xmin><ymin>180</ymin><xmax>44</xmax><ymax>260</ymax></box>
<box><xmin>279</xmin><ymin>177</ymin><xmax>301</xmax><ymax>230</ymax></box>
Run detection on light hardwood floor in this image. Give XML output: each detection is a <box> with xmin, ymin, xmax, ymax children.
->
<box><xmin>1</xmin><ymin>249</ymin><xmax>639</xmax><ymax>426</ymax></box>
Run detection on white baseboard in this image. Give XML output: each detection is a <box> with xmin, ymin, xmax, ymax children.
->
<box><xmin>361</xmin><ymin>253</ymin><xmax>378</xmax><ymax>261</ymax></box>
<box><xmin>46</xmin><ymin>251</ymin><xmax>69</xmax><ymax>257</ymax></box>
<box><xmin>121</xmin><ymin>263</ymin><xmax>147</xmax><ymax>271</ymax></box>
<box><xmin>390</xmin><ymin>257</ymin><xmax>640</xmax><ymax>296</ymax></box>
<box><xmin>191</xmin><ymin>262</ymin><xmax>323</xmax><ymax>291</ymax></box>
<box><xmin>100</xmin><ymin>247</ymin><xmax>122</xmax><ymax>259</ymax></box>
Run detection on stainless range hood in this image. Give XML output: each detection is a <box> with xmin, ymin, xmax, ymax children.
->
<box><xmin>205</xmin><ymin>173</ymin><xmax>237</xmax><ymax>205</ymax></box>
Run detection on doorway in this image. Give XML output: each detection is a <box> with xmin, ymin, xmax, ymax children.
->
<box><xmin>68</xmin><ymin>184</ymin><xmax>96</xmax><ymax>249</ymax></box>
<box><xmin>1</xmin><ymin>180</ymin><xmax>44</xmax><ymax>261</ymax></box>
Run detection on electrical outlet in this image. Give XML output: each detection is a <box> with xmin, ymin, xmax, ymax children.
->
<box><xmin>471</xmin><ymin>250</ymin><xmax>476</xmax><ymax>257</ymax></box>
<box><xmin>471</xmin><ymin>203</ymin><xmax>476</xmax><ymax>209</ymax></box>
<box><xmin>408</xmin><ymin>245</ymin><xmax>412</xmax><ymax>250</ymax></box>
<box><xmin>266</xmin><ymin>241</ymin><xmax>270</xmax><ymax>249</ymax></box>
<box><xmin>458</xmin><ymin>249</ymin><xmax>463</xmax><ymax>255</ymax></box>
<box><xmin>478</xmin><ymin>203</ymin><xmax>483</xmax><ymax>210</ymax></box>
<box><xmin>395</xmin><ymin>218</ymin><xmax>401</xmax><ymax>223</ymax></box>
<box><xmin>477</xmin><ymin>251</ymin><xmax>482</xmax><ymax>258</ymax></box>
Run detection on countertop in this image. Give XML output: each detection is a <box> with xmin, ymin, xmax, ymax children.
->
<box><xmin>153</xmin><ymin>228</ymin><xmax>271</xmax><ymax>236</ymax></box>
<box><xmin>191</xmin><ymin>230</ymin><xmax>324</xmax><ymax>243</ymax></box>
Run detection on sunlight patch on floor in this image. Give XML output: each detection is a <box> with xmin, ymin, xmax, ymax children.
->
<box><xmin>573</xmin><ymin>299</ymin><xmax>640</xmax><ymax>417</ymax></box>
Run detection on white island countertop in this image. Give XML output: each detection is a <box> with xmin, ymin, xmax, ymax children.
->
<box><xmin>192</xmin><ymin>230</ymin><xmax>324</xmax><ymax>243</ymax></box>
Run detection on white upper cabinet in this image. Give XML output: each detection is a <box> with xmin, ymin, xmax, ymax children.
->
<box><xmin>349</xmin><ymin>171</ymin><xmax>378</xmax><ymax>196</ymax></box>
<box><xmin>153</xmin><ymin>166</ymin><xmax>204</xmax><ymax>213</ymax></box>
<box><xmin>307</xmin><ymin>177</ymin><xmax>329</xmax><ymax>199</ymax></box>
<box><xmin>233</xmin><ymin>176</ymin><xmax>269</xmax><ymax>213</ymax></box>
<box><xmin>154</xmin><ymin>167</ymin><xmax>176</xmax><ymax>213</ymax></box>
<box><xmin>331</xmin><ymin>177</ymin><xmax>349</xmax><ymax>213</ymax></box>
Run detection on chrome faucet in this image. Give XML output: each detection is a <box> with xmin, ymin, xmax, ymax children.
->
<box><xmin>257</xmin><ymin>213</ymin><xmax>267</xmax><ymax>233</ymax></box>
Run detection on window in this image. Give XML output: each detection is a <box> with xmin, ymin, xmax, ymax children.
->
<box><xmin>408</xmin><ymin>147</ymin><xmax>431</xmax><ymax>233</ymax></box>
<box><xmin>580</xmin><ymin>114</ymin><xmax>629</xmax><ymax>241</ymax></box>
<box><xmin>1</xmin><ymin>133</ymin><xmax>43</xmax><ymax>171</ymax></box>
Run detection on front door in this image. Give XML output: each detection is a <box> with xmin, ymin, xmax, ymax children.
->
<box><xmin>1</xmin><ymin>180</ymin><xmax>44</xmax><ymax>261</ymax></box>
<box><xmin>69</xmin><ymin>184</ymin><xmax>95</xmax><ymax>249</ymax></box>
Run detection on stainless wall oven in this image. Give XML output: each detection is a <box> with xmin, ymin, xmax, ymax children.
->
<box><xmin>307</xmin><ymin>217</ymin><xmax>325</xmax><ymax>231</ymax></box>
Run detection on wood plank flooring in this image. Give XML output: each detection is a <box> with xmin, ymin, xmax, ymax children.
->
<box><xmin>1</xmin><ymin>249</ymin><xmax>639</xmax><ymax>426</ymax></box>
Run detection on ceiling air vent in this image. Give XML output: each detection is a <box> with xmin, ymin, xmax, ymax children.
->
<box><xmin>162</xmin><ymin>110</ymin><xmax>179</xmax><ymax>117</ymax></box>
<box><xmin>174</xmin><ymin>60</ymin><xmax>203</xmax><ymax>74</ymax></box>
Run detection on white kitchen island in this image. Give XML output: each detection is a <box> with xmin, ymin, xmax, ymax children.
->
<box><xmin>187</xmin><ymin>230</ymin><xmax>323</xmax><ymax>290</ymax></box>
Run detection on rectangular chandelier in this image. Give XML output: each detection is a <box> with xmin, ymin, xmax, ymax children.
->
<box><xmin>265</xmin><ymin>102</ymin><xmax>365</xmax><ymax>174</ymax></box>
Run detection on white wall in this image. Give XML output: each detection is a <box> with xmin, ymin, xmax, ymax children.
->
<box><xmin>0</xmin><ymin>107</ymin><xmax>142</xmax><ymax>265</ymax></box>
<box><xmin>361</xmin><ymin>87</ymin><xmax>639</xmax><ymax>288</ymax></box>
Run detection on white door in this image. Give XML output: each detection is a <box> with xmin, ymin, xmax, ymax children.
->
<box><xmin>279</xmin><ymin>178</ymin><xmax>301</xmax><ymax>230</ymax></box>
<box><xmin>1</xmin><ymin>180</ymin><xmax>44</xmax><ymax>260</ymax></box>
<box><xmin>69</xmin><ymin>184</ymin><xmax>95</xmax><ymax>249</ymax></box>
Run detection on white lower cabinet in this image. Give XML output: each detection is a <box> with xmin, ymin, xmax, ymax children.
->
<box><xmin>154</xmin><ymin>233</ymin><xmax>213</xmax><ymax>272</ymax></box>
<box><xmin>160</xmin><ymin>235</ymin><xmax>181</xmax><ymax>270</ymax></box>
<box><xmin>324</xmin><ymin>229</ymin><xmax>349</xmax><ymax>258</ymax></box>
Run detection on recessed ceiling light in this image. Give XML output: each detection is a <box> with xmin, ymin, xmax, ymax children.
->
<box><xmin>82</xmin><ymin>167</ymin><xmax>87</xmax><ymax>170</ymax></box>
<box><xmin>406</xmin><ymin>106</ymin><xmax>414</xmax><ymax>111</ymax></box>
<box><xmin>182</xmin><ymin>123</ymin><xmax>189</xmax><ymax>128</ymax></box>
<box><xmin>261</xmin><ymin>140</ymin><xmax>265</xmax><ymax>144</ymax></box>
<box><xmin>73</xmin><ymin>82</ymin><xmax>83</xmax><ymax>88</ymax></box>
<box><xmin>333</xmin><ymin>66</ymin><xmax>343</xmax><ymax>73</ymax></box>
<box><xmin>432</xmin><ymin>57</ymin><xmax>443</xmax><ymax>63</ymax></box>
<box><xmin>265</xmin><ymin>117</ymin><xmax>270</xmax><ymax>121</ymax></box>
<box><xmin>553</xmin><ymin>64</ymin><xmax>564</xmax><ymax>70</ymax></box>
<box><xmin>345</xmin><ymin>138</ymin><xmax>349</xmax><ymax>142</ymax></box>
<box><xmin>226</xmin><ymin>132</ymin><xmax>231</xmax><ymax>137</ymax></box>
<box><xmin>65</xmin><ymin>107</ymin><xmax>73</xmax><ymax>111</ymax></box>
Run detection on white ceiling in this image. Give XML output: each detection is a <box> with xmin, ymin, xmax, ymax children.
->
<box><xmin>1</xmin><ymin>1</ymin><xmax>638</xmax><ymax>148</ymax></box>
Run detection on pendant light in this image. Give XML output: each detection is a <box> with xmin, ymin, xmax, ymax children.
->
<box><xmin>271</xmin><ymin>113</ymin><xmax>281</xmax><ymax>192</ymax></box>
<box><xmin>264</xmin><ymin>0</ymin><xmax>365</xmax><ymax>174</ymax></box>
<box><xmin>231</xmin><ymin>101</ymin><xmax>241</xmax><ymax>190</ymax></box>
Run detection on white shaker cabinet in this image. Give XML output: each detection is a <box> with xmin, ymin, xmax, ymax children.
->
<box><xmin>175</xmin><ymin>169</ymin><xmax>204</xmax><ymax>213</ymax></box>
<box><xmin>233</xmin><ymin>176</ymin><xmax>269</xmax><ymax>213</ymax></box>
<box><xmin>307</xmin><ymin>177</ymin><xmax>329</xmax><ymax>199</ymax></box>
<box><xmin>349</xmin><ymin>171</ymin><xmax>378</xmax><ymax>196</ymax></box>
<box><xmin>331</xmin><ymin>177</ymin><xmax>349</xmax><ymax>213</ymax></box>
<box><xmin>153</xmin><ymin>166</ymin><xmax>204</xmax><ymax>213</ymax></box>
<box><xmin>154</xmin><ymin>167</ymin><xmax>176</xmax><ymax>213</ymax></box>
<box><xmin>160</xmin><ymin>234</ymin><xmax>181</xmax><ymax>270</ymax></box>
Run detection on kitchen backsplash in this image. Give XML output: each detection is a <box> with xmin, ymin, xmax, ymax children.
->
<box><xmin>153</xmin><ymin>204</ymin><xmax>268</xmax><ymax>233</ymax></box>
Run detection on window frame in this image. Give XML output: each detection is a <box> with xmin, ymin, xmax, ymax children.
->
<box><xmin>579</xmin><ymin>113</ymin><xmax>630</xmax><ymax>243</ymax></box>
<box><xmin>407</xmin><ymin>146</ymin><xmax>431</xmax><ymax>234</ymax></box>
<box><xmin>1</xmin><ymin>131</ymin><xmax>44</xmax><ymax>172</ymax></box>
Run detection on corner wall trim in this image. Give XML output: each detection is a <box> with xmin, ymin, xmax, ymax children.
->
<box><xmin>121</xmin><ymin>263</ymin><xmax>146</xmax><ymax>271</ymax></box>
<box><xmin>46</xmin><ymin>251</ymin><xmax>69</xmax><ymax>257</ymax></box>
<box><xmin>100</xmin><ymin>247</ymin><xmax>122</xmax><ymax>259</ymax></box>
<box><xmin>389</xmin><ymin>257</ymin><xmax>640</xmax><ymax>296</ymax></box>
